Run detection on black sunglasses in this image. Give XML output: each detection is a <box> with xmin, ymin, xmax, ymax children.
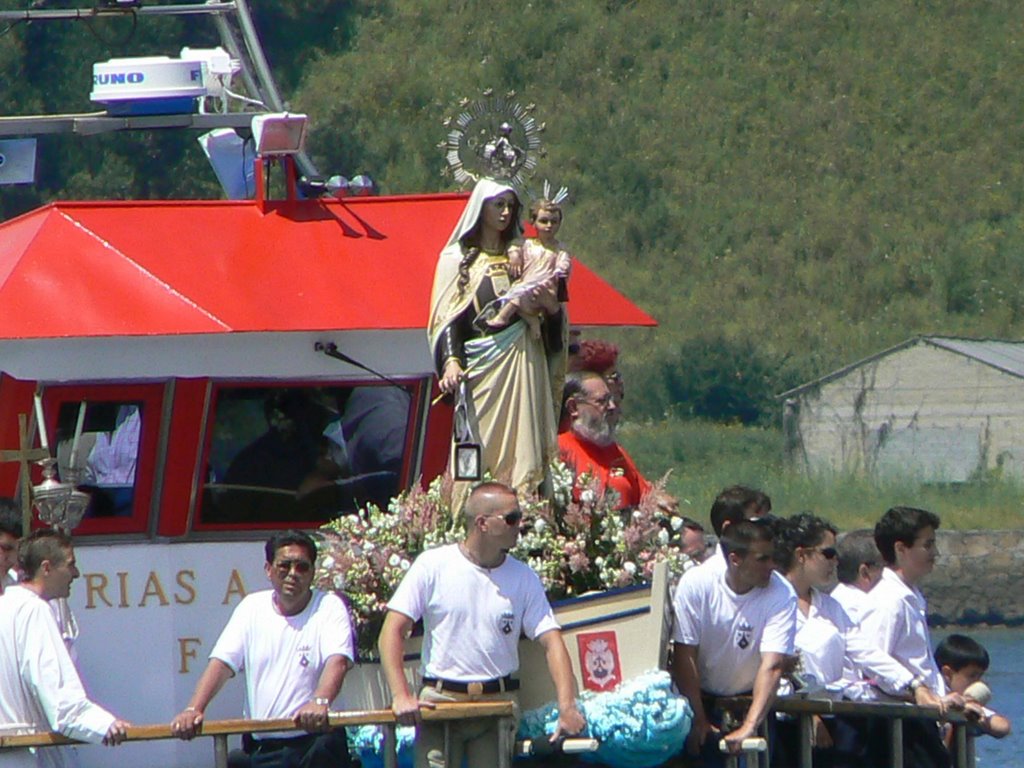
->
<box><xmin>273</xmin><ymin>559</ymin><xmax>313</xmax><ymax>574</ymax></box>
<box><xmin>486</xmin><ymin>510</ymin><xmax>523</xmax><ymax>526</ymax></box>
<box><xmin>816</xmin><ymin>547</ymin><xmax>838</xmax><ymax>560</ymax></box>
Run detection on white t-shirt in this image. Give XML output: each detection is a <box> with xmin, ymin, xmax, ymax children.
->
<box><xmin>672</xmin><ymin>560</ymin><xmax>796</xmax><ymax>696</ymax></box>
<box><xmin>857</xmin><ymin>567</ymin><xmax>945</xmax><ymax>695</ymax></box>
<box><xmin>210</xmin><ymin>589</ymin><xmax>354</xmax><ymax>723</ymax></box>
<box><xmin>387</xmin><ymin>544</ymin><xmax>559</xmax><ymax>681</ymax></box>
<box><xmin>0</xmin><ymin>586</ymin><xmax>115</xmax><ymax>768</ymax></box>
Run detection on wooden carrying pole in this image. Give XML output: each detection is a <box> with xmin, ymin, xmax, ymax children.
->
<box><xmin>0</xmin><ymin>702</ymin><xmax>518</xmax><ymax>768</ymax></box>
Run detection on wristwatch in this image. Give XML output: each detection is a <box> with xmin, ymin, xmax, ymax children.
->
<box><xmin>312</xmin><ymin>697</ymin><xmax>331</xmax><ymax>706</ymax></box>
<box><xmin>906</xmin><ymin>676</ymin><xmax>927</xmax><ymax>695</ymax></box>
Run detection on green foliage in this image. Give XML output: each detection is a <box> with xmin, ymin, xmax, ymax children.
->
<box><xmin>618</xmin><ymin>416</ymin><xmax>1024</xmax><ymax>531</ymax></box>
<box><xmin>5</xmin><ymin>0</ymin><xmax>1024</xmax><ymax>423</ymax></box>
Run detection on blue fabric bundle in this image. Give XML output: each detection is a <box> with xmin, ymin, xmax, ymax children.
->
<box><xmin>349</xmin><ymin>723</ymin><xmax>416</xmax><ymax>768</ymax></box>
<box><xmin>517</xmin><ymin>670</ymin><xmax>692</xmax><ymax>767</ymax></box>
<box><xmin>349</xmin><ymin>671</ymin><xmax>691</xmax><ymax>768</ymax></box>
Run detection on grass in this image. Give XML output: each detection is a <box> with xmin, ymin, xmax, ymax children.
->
<box><xmin>617</xmin><ymin>417</ymin><xmax>1024</xmax><ymax>531</ymax></box>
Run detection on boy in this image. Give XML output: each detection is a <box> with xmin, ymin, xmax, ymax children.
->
<box><xmin>934</xmin><ymin>634</ymin><xmax>1011</xmax><ymax>740</ymax></box>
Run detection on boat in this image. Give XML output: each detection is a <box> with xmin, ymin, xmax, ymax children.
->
<box><xmin>0</xmin><ymin>26</ymin><xmax>655</xmax><ymax>766</ymax></box>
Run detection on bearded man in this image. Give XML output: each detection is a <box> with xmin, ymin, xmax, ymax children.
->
<box><xmin>557</xmin><ymin>371</ymin><xmax>651</xmax><ymax>509</ymax></box>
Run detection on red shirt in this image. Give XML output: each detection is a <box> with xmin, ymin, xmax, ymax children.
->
<box><xmin>558</xmin><ymin>430</ymin><xmax>651</xmax><ymax>509</ymax></box>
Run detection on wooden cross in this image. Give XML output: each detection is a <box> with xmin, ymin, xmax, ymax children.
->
<box><xmin>0</xmin><ymin>413</ymin><xmax>49</xmax><ymax>535</ymax></box>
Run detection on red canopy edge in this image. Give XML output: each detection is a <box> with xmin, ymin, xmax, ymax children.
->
<box><xmin>0</xmin><ymin>195</ymin><xmax>656</xmax><ymax>340</ymax></box>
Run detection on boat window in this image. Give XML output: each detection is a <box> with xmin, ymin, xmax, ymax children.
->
<box><xmin>44</xmin><ymin>385</ymin><xmax>164</xmax><ymax>535</ymax></box>
<box><xmin>196</xmin><ymin>383</ymin><xmax>415</xmax><ymax>528</ymax></box>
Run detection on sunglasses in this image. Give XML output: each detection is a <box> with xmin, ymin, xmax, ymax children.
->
<box><xmin>273</xmin><ymin>559</ymin><xmax>313</xmax><ymax>575</ymax></box>
<box><xmin>815</xmin><ymin>547</ymin><xmax>838</xmax><ymax>560</ymax></box>
<box><xmin>485</xmin><ymin>510</ymin><xmax>523</xmax><ymax>526</ymax></box>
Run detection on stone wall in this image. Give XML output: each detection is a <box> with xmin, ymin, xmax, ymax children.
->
<box><xmin>922</xmin><ymin>530</ymin><xmax>1024</xmax><ymax>626</ymax></box>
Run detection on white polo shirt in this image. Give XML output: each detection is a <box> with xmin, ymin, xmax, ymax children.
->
<box><xmin>856</xmin><ymin>567</ymin><xmax>945</xmax><ymax>695</ymax></box>
<box><xmin>672</xmin><ymin>559</ymin><xmax>796</xmax><ymax>696</ymax></box>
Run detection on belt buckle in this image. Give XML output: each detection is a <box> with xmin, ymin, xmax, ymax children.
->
<box><xmin>467</xmin><ymin>682</ymin><xmax>484</xmax><ymax>696</ymax></box>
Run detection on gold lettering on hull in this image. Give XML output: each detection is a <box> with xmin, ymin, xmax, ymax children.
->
<box><xmin>178</xmin><ymin>637</ymin><xmax>202</xmax><ymax>674</ymax></box>
<box><xmin>175</xmin><ymin>570</ymin><xmax>196</xmax><ymax>605</ymax></box>
<box><xmin>139</xmin><ymin>571</ymin><xmax>170</xmax><ymax>606</ymax></box>
<box><xmin>85</xmin><ymin>573</ymin><xmax>112</xmax><ymax>608</ymax></box>
<box><xmin>222</xmin><ymin>569</ymin><xmax>247</xmax><ymax>604</ymax></box>
<box><xmin>81</xmin><ymin>569</ymin><xmax>248</xmax><ymax>608</ymax></box>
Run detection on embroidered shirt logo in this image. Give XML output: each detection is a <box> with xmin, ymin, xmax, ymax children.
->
<box><xmin>498</xmin><ymin>611</ymin><xmax>515</xmax><ymax>635</ymax></box>
<box><xmin>735</xmin><ymin>620</ymin><xmax>753</xmax><ymax>650</ymax></box>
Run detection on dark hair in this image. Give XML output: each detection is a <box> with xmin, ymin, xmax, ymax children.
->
<box><xmin>837</xmin><ymin>529</ymin><xmax>883</xmax><ymax>584</ymax></box>
<box><xmin>265</xmin><ymin>530</ymin><xmax>317</xmax><ymax>565</ymax></box>
<box><xmin>681</xmin><ymin>517</ymin><xmax>705</xmax><ymax>533</ymax></box>
<box><xmin>0</xmin><ymin>498</ymin><xmax>22</xmax><ymax>539</ymax></box>
<box><xmin>709</xmin><ymin>485</ymin><xmax>765</xmax><ymax>536</ymax></box>
<box><xmin>934</xmin><ymin>634</ymin><xmax>989</xmax><ymax>672</ymax></box>
<box><xmin>774</xmin><ymin>512</ymin><xmax>838</xmax><ymax>572</ymax></box>
<box><xmin>456</xmin><ymin>192</ymin><xmax>524</xmax><ymax>296</ymax></box>
<box><xmin>18</xmin><ymin>529</ymin><xmax>72</xmax><ymax>579</ymax></box>
<box><xmin>874</xmin><ymin>506</ymin><xmax>940</xmax><ymax>565</ymax></box>
<box><xmin>720</xmin><ymin>518</ymin><xmax>775</xmax><ymax>558</ymax></box>
<box><xmin>747</xmin><ymin>489</ymin><xmax>772</xmax><ymax>516</ymax></box>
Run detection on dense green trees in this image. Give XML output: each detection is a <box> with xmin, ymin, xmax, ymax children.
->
<box><xmin>3</xmin><ymin>0</ymin><xmax>1024</xmax><ymax>425</ymax></box>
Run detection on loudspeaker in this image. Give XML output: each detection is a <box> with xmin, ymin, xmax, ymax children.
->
<box><xmin>198</xmin><ymin>129</ymin><xmax>255</xmax><ymax>199</ymax></box>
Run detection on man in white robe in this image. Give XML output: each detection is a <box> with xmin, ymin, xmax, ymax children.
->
<box><xmin>0</xmin><ymin>529</ymin><xmax>129</xmax><ymax>768</ymax></box>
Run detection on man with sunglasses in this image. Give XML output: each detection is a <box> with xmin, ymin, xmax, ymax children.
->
<box><xmin>380</xmin><ymin>482</ymin><xmax>585</xmax><ymax>768</ymax></box>
<box><xmin>171</xmin><ymin>530</ymin><xmax>354</xmax><ymax>768</ymax></box>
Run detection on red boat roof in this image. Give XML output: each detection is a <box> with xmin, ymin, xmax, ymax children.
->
<box><xmin>0</xmin><ymin>194</ymin><xmax>655</xmax><ymax>340</ymax></box>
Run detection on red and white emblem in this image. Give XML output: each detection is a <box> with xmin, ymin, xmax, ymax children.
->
<box><xmin>577</xmin><ymin>631</ymin><xmax>622</xmax><ymax>691</ymax></box>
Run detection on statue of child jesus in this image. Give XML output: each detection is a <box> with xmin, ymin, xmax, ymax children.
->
<box><xmin>478</xmin><ymin>197</ymin><xmax>571</xmax><ymax>337</ymax></box>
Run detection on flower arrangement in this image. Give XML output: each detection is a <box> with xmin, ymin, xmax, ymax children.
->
<box><xmin>315</xmin><ymin>462</ymin><xmax>694</xmax><ymax>655</ymax></box>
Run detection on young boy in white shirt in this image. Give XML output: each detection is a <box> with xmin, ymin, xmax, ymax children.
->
<box><xmin>934</xmin><ymin>634</ymin><xmax>1011</xmax><ymax>742</ymax></box>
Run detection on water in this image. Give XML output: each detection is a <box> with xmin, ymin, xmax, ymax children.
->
<box><xmin>933</xmin><ymin>627</ymin><xmax>1023</xmax><ymax>767</ymax></box>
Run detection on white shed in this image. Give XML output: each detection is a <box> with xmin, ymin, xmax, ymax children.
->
<box><xmin>780</xmin><ymin>336</ymin><xmax>1024</xmax><ymax>481</ymax></box>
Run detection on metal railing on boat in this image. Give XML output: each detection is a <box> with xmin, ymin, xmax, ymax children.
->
<box><xmin>0</xmin><ymin>701</ymin><xmax>516</xmax><ymax>768</ymax></box>
<box><xmin>717</xmin><ymin>696</ymin><xmax>978</xmax><ymax>768</ymax></box>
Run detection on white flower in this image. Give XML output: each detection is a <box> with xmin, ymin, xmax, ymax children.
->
<box><xmin>670</xmin><ymin>516</ymin><xmax>683</xmax><ymax>531</ymax></box>
<box><xmin>632</xmin><ymin>510</ymin><xmax>642</xmax><ymax>520</ymax></box>
<box><xmin>321</xmin><ymin>555</ymin><xmax>335</xmax><ymax>569</ymax></box>
<box><xmin>388</xmin><ymin>553</ymin><xmax>401</xmax><ymax>567</ymax></box>
<box><xmin>623</xmin><ymin>561</ymin><xmax>637</xmax><ymax>575</ymax></box>
<box><xmin>580</xmin><ymin>489</ymin><xmax>596</xmax><ymax>504</ymax></box>
<box><xmin>533</xmin><ymin>518</ymin><xmax>548</xmax><ymax>533</ymax></box>
<box><xmin>595</xmin><ymin>557</ymin><xmax>605</xmax><ymax>567</ymax></box>
<box><xmin>658</xmin><ymin>529</ymin><xmax>670</xmax><ymax>546</ymax></box>
<box><xmin>364</xmin><ymin>542</ymin><xmax>375</xmax><ymax>553</ymax></box>
<box><xmin>332</xmin><ymin>574</ymin><xmax>345</xmax><ymax>590</ymax></box>
<box><xmin>400</xmin><ymin>559</ymin><xmax>411</xmax><ymax>570</ymax></box>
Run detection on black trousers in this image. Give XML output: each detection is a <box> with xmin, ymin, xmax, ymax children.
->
<box><xmin>229</xmin><ymin>730</ymin><xmax>351</xmax><ymax>768</ymax></box>
<box><xmin>774</xmin><ymin>715</ymin><xmax>951</xmax><ymax>768</ymax></box>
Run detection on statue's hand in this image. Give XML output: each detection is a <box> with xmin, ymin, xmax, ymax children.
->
<box><xmin>440</xmin><ymin>360</ymin><xmax>465</xmax><ymax>395</ymax></box>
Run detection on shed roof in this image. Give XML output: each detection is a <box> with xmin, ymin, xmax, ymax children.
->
<box><xmin>0</xmin><ymin>195</ymin><xmax>655</xmax><ymax>340</ymax></box>
<box><xmin>779</xmin><ymin>336</ymin><xmax>1024</xmax><ymax>399</ymax></box>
